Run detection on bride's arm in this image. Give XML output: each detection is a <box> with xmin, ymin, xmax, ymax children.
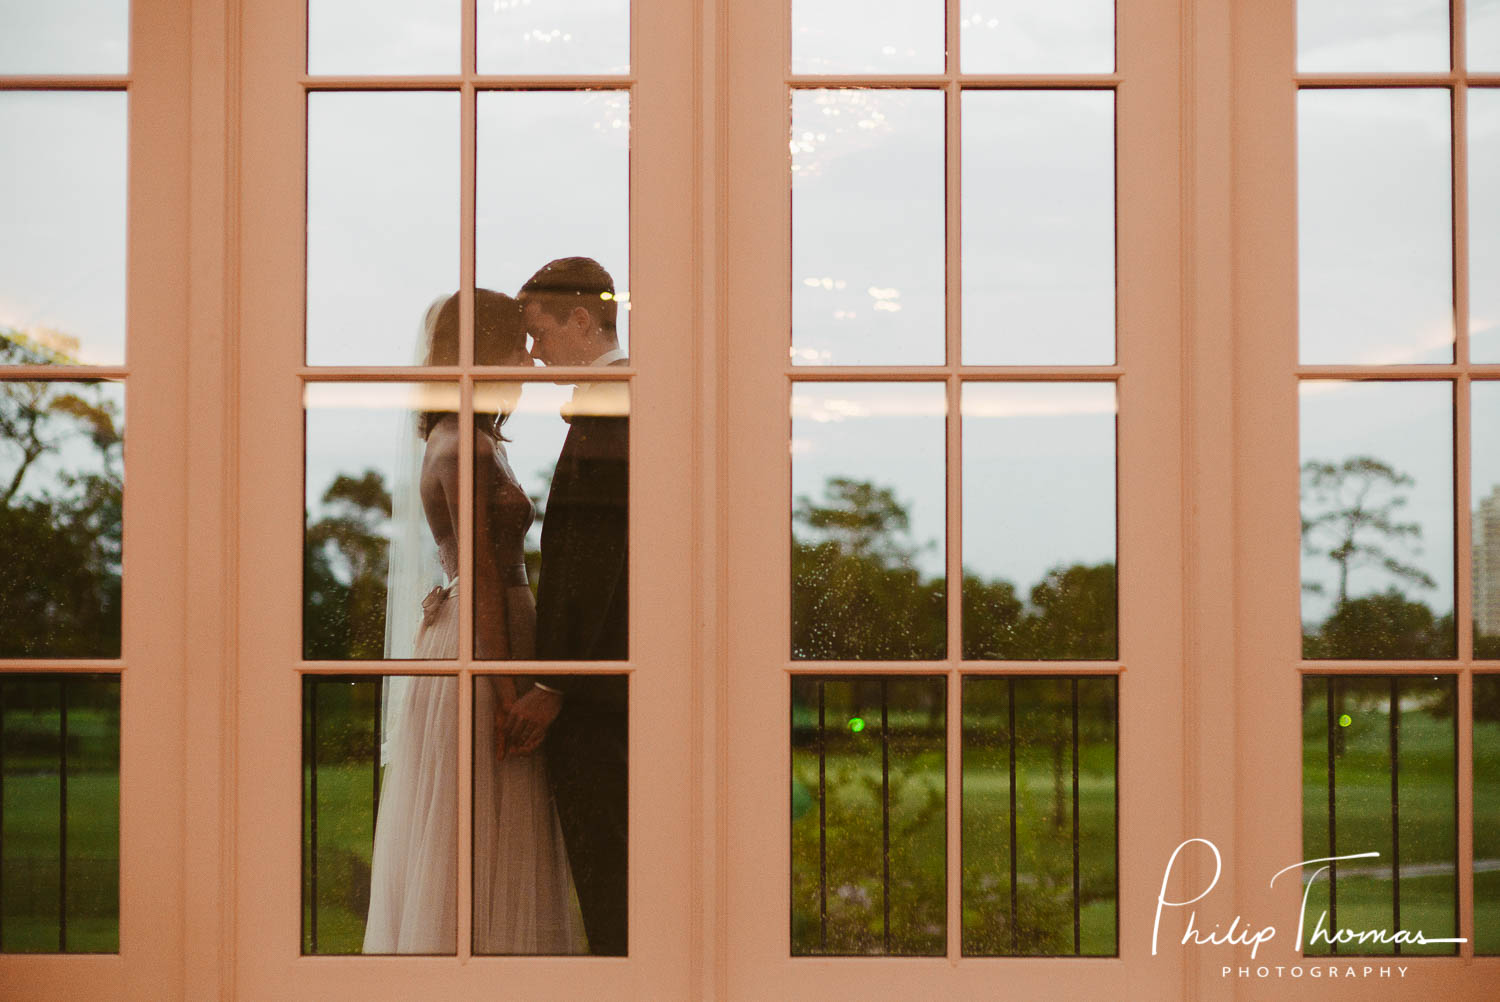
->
<box><xmin>470</xmin><ymin>434</ymin><xmax>511</xmax><ymax>661</ymax></box>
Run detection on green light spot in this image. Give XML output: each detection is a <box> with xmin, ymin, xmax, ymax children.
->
<box><xmin>849</xmin><ymin>717</ymin><xmax>865</xmax><ymax>733</ymax></box>
<box><xmin>1338</xmin><ymin>714</ymin><xmax>1352</xmax><ymax>728</ymax></box>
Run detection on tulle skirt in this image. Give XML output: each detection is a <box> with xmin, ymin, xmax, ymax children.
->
<box><xmin>362</xmin><ymin>585</ymin><xmax>581</xmax><ymax>954</ymax></box>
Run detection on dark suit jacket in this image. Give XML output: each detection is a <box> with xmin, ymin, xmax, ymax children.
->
<box><xmin>535</xmin><ymin>361</ymin><xmax>628</xmax><ymax>710</ymax></box>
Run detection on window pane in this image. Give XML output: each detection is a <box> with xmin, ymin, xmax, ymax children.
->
<box><xmin>307</xmin><ymin>0</ymin><xmax>459</xmax><ymax>74</ymax></box>
<box><xmin>478</xmin><ymin>0</ymin><xmax>630</xmax><ymax>75</ymax></box>
<box><xmin>305</xmin><ymin>383</ymin><xmax>457</xmax><ymax>661</ymax></box>
<box><xmin>792</xmin><ymin>0</ymin><xmax>944</xmax><ymax>74</ymax></box>
<box><xmin>1302</xmin><ymin>675</ymin><xmax>1458</xmax><ymax>956</ymax></box>
<box><xmin>959</xmin><ymin>0</ymin><xmax>1114</xmax><ymax>73</ymax></box>
<box><xmin>962</xmin><ymin>676</ymin><xmax>1116</xmax><ymax>956</ymax></box>
<box><xmin>478</xmin><ymin>92</ymin><xmax>630</xmax><ymax>356</ymax></box>
<box><xmin>1300</xmin><ymin>382</ymin><xmax>1454</xmax><ymax>659</ymax></box>
<box><xmin>791</xmin><ymin>676</ymin><xmax>946</xmax><ymax>956</ymax></box>
<box><xmin>0</xmin><ymin>380</ymin><xmax>124</xmax><ymax>658</ymax></box>
<box><xmin>1298</xmin><ymin>0</ymin><xmax>1449</xmax><ymax>72</ymax></box>
<box><xmin>962</xmin><ymin>91</ymin><xmax>1114</xmax><ymax>365</ymax></box>
<box><xmin>0</xmin><ymin>0</ymin><xmax>128</xmax><ymax>74</ymax></box>
<box><xmin>1476</xmin><ymin>383</ymin><xmax>1500</xmax><ymax>659</ymax></box>
<box><xmin>1476</xmin><ymin>674</ymin><xmax>1500</xmax><ymax>954</ymax></box>
<box><xmin>1</xmin><ymin>674</ymin><xmax>120</xmax><ymax>953</ymax></box>
<box><xmin>791</xmin><ymin>383</ymin><xmax>946</xmax><ymax>660</ymax></box>
<box><xmin>471</xmin><ymin>674</ymin><xmax>625</xmax><ymax>955</ymax></box>
<box><xmin>1299</xmin><ymin>90</ymin><xmax>1453</xmax><ymax>365</ymax></box>
<box><xmin>792</xmin><ymin>89</ymin><xmax>945</xmax><ymax>366</ymax></box>
<box><xmin>0</xmin><ymin>92</ymin><xmax>127</xmax><ymax>367</ymax></box>
<box><xmin>306</xmin><ymin>92</ymin><xmax>460</xmax><ymax>366</ymax></box>
<box><xmin>1472</xmin><ymin>90</ymin><xmax>1500</xmax><ymax>363</ymax></box>
<box><xmin>1476</xmin><ymin>1</ymin><xmax>1500</xmax><ymax>72</ymax></box>
<box><xmin>472</xmin><ymin>379</ymin><xmax>628</xmax><ymax>661</ymax></box>
<box><xmin>962</xmin><ymin>383</ymin><xmax>1116</xmax><ymax>659</ymax></box>
<box><xmin>303</xmin><ymin>674</ymin><xmax>458</xmax><ymax>954</ymax></box>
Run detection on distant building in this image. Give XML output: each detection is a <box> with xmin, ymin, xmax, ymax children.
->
<box><xmin>1478</xmin><ymin>485</ymin><xmax>1500</xmax><ymax>637</ymax></box>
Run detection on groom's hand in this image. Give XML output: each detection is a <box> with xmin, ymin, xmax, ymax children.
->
<box><xmin>505</xmin><ymin>687</ymin><xmax>563</xmax><ymax>755</ymax></box>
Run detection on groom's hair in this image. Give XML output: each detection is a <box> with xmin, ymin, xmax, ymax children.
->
<box><xmin>519</xmin><ymin>257</ymin><xmax>618</xmax><ymax>336</ymax></box>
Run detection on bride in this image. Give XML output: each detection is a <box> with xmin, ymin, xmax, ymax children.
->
<box><xmin>362</xmin><ymin>289</ymin><xmax>581</xmax><ymax>955</ymax></box>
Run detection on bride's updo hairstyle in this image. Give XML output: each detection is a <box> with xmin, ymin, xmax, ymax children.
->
<box><xmin>419</xmin><ymin>289</ymin><xmax>527</xmax><ymax>439</ymax></box>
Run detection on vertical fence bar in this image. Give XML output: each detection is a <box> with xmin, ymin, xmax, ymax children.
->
<box><xmin>1390</xmin><ymin>675</ymin><xmax>1401</xmax><ymax>954</ymax></box>
<box><xmin>1327</xmin><ymin>676</ymin><xmax>1338</xmax><ymax>953</ymax></box>
<box><xmin>1072</xmin><ymin>677</ymin><xmax>1081</xmax><ymax>955</ymax></box>
<box><xmin>818</xmin><ymin>679</ymin><xmax>826</xmax><ymax>951</ymax></box>
<box><xmin>881</xmin><ymin>678</ymin><xmax>890</xmax><ymax>953</ymax></box>
<box><xmin>1007</xmin><ymin>676</ymin><xmax>1017</xmax><ymax>955</ymax></box>
<box><xmin>58</xmin><ymin>676</ymin><xmax>67</xmax><ymax>952</ymax></box>
<box><xmin>308</xmin><ymin>676</ymin><xmax>319</xmax><ymax>954</ymax></box>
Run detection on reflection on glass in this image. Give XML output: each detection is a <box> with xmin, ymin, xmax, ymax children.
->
<box><xmin>1476</xmin><ymin>1</ymin><xmax>1500</xmax><ymax>71</ymax></box>
<box><xmin>960</xmin><ymin>0</ymin><xmax>1113</xmax><ymax>73</ymax></box>
<box><xmin>1298</xmin><ymin>0</ymin><xmax>1449</xmax><ymax>71</ymax></box>
<box><xmin>0</xmin><ymin>380</ymin><xmax>123</xmax><ymax>658</ymax></box>
<box><xmin>791</xmin><ymin>676</ymin><xmax>945</xmax><ymax>955</ymax></box>
<box><xmin>1300</xmin><ymin>382</ymin><xmax>1454</xmax><ymax>659</ymax></box>
<box><xmin>1299</xmin><ymin>90</ymin><xmax>1452</xmax><ymax>365</ymax></box>
<box><xmin>1475</xmin><ymin>384</ymin><xmax>1500</xmax><ymax>659</ymax></box>
<box><xmin>962</xmin><ymin>92</ymin><xmax>1114</xmax><ymax>365</ymax></box>
<box><xmin>0</xmin><ymin>674</ymin><xmax>120</xmax><ymax>953</ymax></box>
<box><xmin>0</xmin><ymin>92</ymin><xmax>127</xmax><ymax>367</ymax></box>
<box><xmin>478</xmin><ymin>0</ymin><xmax>630</xmax><ymax>75</ymax></box>
<box><xmin>792</xmin><ymin>0</ymin><xmax>943</xmax><ymax>74</ymax></box>
<box><xmin>962</xmin><ymin>384</ymin><xmax>1116</xmax><ymax>659</ymax></box>
<box><xmin>302</xmin><ymin>674</ymin><xmax>461</xmax><ymax>954</ymax></box>
<box><xmin>792</xmin><ymin>90</ymin><xmax>945</xmax><ymax>366</ymax></box>
<box><xmin>478</xmin><ymin>92</ymin><xmax>630</xmax><ymax>355</ymax></box>
<box><xmin>471</xmin><ymin>674</ymin><xmax>625</xmax><ymax>955</ymax></box>
<box><xmin>792</xmin><ymin>383</ymin><xmax>946</xmax><ymax>660</ymax></box>
<box><xmin>1473</xmin><ymin>91</ymin><xmax>1500</xmax><ymax>363</ymax></box>
<box><xmin>306</xmin><ymin>92</ymin><xmax>459</xmax><ymax>366</ymax></box>
<box><xmin>962</xmin><ymin>676</ymin><xmax>1116</xmax><ymax>956</ymax></box>
<box><xmin>307</xmin><ymin>0</ymin><xmax>459</xmax><ymax>75</ymax></box>
<box><xmin>1302</xmin><ymin>676</ymin><xmax>1458</xmax><ymax>956</ymax></box>
<box><xmin>1476</xmin><ymin>675</ymin><xmax>1500</xmax><ymax>954</ymax></box>
<box><xmin>305</xmin><ymin>382</ymin><xmax>457</xmax><ymax>660</ymax></box>
<box><xmin>0</xmin><ymin>0</ymin><xmax>128</xmax><ymax>73</ymax></box>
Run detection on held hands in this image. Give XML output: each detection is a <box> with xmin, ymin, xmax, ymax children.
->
<box><xmin>495</xmin><ymin>685</ymin><xmax>563</xmax><ymax>760</ymax></box>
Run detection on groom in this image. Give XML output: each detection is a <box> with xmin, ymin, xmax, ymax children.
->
<box><xmin>504</xmin><ymin>256</ymin><xmax>629</xmax><ymax>956</ymax></box>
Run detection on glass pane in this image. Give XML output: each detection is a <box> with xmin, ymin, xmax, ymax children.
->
<box><xmin>478</xmin><ymin>0</ymin><xmax>630</xmax><ymax>75</ymax></box>
<box><xmin>790</xmin><ymin>676</ymin><xmax>945</xmax><ymax>956</ymax></box>
<box><xmin>791</xmin><ymin>0</ymin><xmax>944</xmax><ymax>74</ymax></box>
<box><xmin>308</xmin><ymin>0</ymin><xmax>459</xmax><ymax>75</ymax></box>
<box><xmin>1476</xmin><ymin>383</ymin><xmax>1500</xmax><ymax>658</ymax></box>
<box><xmin>1299</xmin><ymin>90</ymin><xmax>1453</xmax><ymax>365</ymax></box>
<box><xmin>305</xmin><ymin>382</ymin><xmax>457</xmax><ymax>660</ymax></box>
<box><xmin>1302</xmin><ymin>676</ymin><xmax>1458</xmax><ymax>956</ymax></box>
<box><xmin>1472</xmin><ymin>90</ymin><xmax>1500</xmax><ymax>363</ymax></box>
<box><xmin>1476</xmin><ymin>1</ymin><xmax>1500</xmax><ymax>71</ymax></box>
<box><xmin>0</xmin><ymin>380</ymin><xmax>124</xmax><ymax>658</ymax></box>
<box><xmin>1298</xmin><ymin>0</ymin><xmax>1449</xmax><ymax>72</ymax></box>
<box><xmin>1301</xmin><ymin>382</ymin><xmax>1454</xmax><ymax>659</ymax></box>
<box><xmin>478</xmin><ymin>92</ymin><xmax>630</xmax><ymax>356</ymax></box>
<box><xmin>303</xmin><ymin>674</ymin><xmax>462</xmax><ymax>954</ymax></box>
<box><xmin>0</xmin><ymin>92</ymin><xmax>127</xmax><ymax>367</ymax></box>
<box><xmin>962</xmin><ymin>676</ymin><xmax>1116</xmax><ymax>956</ymax></box>
<box><xmin>0</xmin><ymin>0</ymin><xmax>128</xmax><ymax>74</ymax></box>
<box><xmin>473</xmin><ymin>378</ymin><xmax>628</xmax><ymax>661</ymax></box>
<box><xmin>962</xmin><ymin>91</ymin><xmax>1114</xmax><ymax>365</ymax></box>
<box><xmin>792</xmin><ymin>89</ymin><xmax>945</xmax><ymax>366</ymax></box>
<box><xmin>1</xmin><ymin>674</ymin><xmax>120</xmax><ymax>953</ymax></box>
<box><xmin>962</xmin><ymin>383</ymin><xmax>1116</xmax><ymax>659</ymax></box>
<box><xmin>959</xmin><ymin>0</ymin><xmax>1114</xmax><ymax>73</ymax></box>
<box><xmin>1476</xmin><ymin>674</ymin><xmax>1500</xmax><ymax>954</ymax></box>
<box><xmin>471</xmin><ymin>673</ymin><xmax>625</xmax><ymax>955</ymax></box>
<box><xmin>306</xmin><ymin>92</ymin><xmax>460</xmax><ymax>366</ymax></box>
<box><xmin>791</xmin><ymin>383</ymin><xmax>946</xmax><ymax>660</ymax></box>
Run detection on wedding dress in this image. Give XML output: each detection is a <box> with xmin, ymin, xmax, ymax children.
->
<box><xmin>362</xmin><ymin>413</ymin><xmax>581</xmax><ymax>955</ymax></box>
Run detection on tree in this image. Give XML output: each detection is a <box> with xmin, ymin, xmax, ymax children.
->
<box><xmin>303</xmin><ymin>471</ymin><xmax>392</xmax><ymax>659</ymax></box>
<box><xmin>1301</xmin><ymin>456</ymin><xmax>1435</xmax><ymax>607</ymax></box>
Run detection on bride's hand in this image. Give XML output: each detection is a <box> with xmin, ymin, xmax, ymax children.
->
<box><xmin>493</xmin><ymin>677</ymin><xmax>519</xmax><ymax>760</ymax></box>
<box><xmin>504</xmin><ymin>687</ymin><xmax>563</xmax><ymax>756</ymax></box>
